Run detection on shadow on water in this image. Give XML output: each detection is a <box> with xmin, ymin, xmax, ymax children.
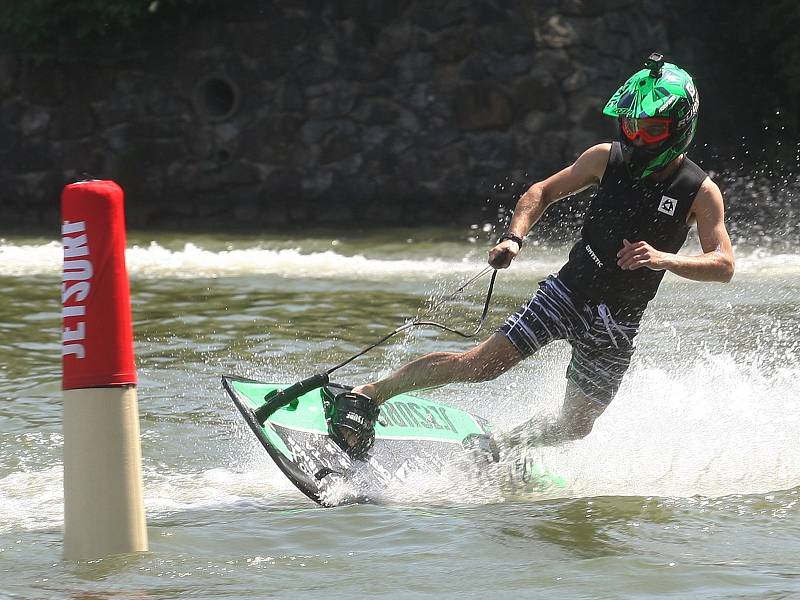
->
<box><xmin>529</xmin><ymin>496</ymin><xmax>676</xmax><ymax>559</ymax></box>
<box><xmin>482</xmin><ymin>486</ymin><xmax>800</xmax><ymax>561</ymax></box>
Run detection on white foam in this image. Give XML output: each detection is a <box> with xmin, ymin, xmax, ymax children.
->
<box><xmin>0</xmin><ymin>240</ymin><xmax>548</xmax><ymax>279</ymax></box>
<box><xmin>126</xmin><ymin>243</ymin><xmax>489</xmax><ymax>280</ymax></box>
<box><xmin>0</xmin><ymin>466</ymin><xmax>64</xmax><ymax>534</ymax></box>
<box><xmin>733</xmin><ymin>248</ymin><xmax>800</xmax><ymax>274</ymax></box>
<box><xmin>0</xmin><ymin>240</ymin><xmax>62</xmax><ymax>277</ymax></box>
<box><xmin>0</xmin><ymin>462</ymin><xmax>300</xmax><ymax>534</ymax></box>
<box><xmin>143</xmin><ymin>464</ymin><xmax>298</xmax><ymax>517</ymax></box>
<box><xmin>2</xmin><ymin>239</ymin><xmax>799</xmax><ymax>279</ymax></box>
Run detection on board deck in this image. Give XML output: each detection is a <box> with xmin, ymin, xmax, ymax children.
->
<box><xmin>223</xmin><ymin>375</ymin><xmax>563</xmax><ymax>506</ymax></box>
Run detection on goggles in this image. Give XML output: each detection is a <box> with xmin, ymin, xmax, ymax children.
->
<box><xmin>620</xmin><ymin>117</ymin><xmax>671</xmax><ymax>144</ymax></box>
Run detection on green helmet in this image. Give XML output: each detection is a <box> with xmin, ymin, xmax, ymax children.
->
<box><xmin>603</xmin><ymin>53</ymin><xmax>699</xmax><ymax>179</ymax></box>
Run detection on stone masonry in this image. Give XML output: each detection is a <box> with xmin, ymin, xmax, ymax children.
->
<box><xmin>0</xmin><ymin>0</ymin><xmax>668</xmax><ymax>230</ymax></box>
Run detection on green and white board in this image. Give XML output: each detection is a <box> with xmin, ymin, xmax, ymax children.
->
<box><xmin>223</xmin><ymin>375</ymin><xmax>563</xmax><ymax>506</ymax></box>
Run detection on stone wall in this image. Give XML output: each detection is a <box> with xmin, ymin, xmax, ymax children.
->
<box><xmin>1</xmin><ymin>0</ymin><xmax>667</xmax><ymax>231</ymax></box>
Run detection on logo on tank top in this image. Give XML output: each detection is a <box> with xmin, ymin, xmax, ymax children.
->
<box><xmin>585</xmin><ymin>244</ymin><xmax>604</xmax><ymax>268</ymax></box>
<box><xmin>658</xmin><ymin>195</ymin><xmax>678</xmax><ymax>216</ymax></box>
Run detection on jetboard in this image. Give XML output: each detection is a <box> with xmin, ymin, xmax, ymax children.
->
<box><xmin>223</xmin><ymin>375</ymin><xmax>563</xmax><ymax>506</ymax></box>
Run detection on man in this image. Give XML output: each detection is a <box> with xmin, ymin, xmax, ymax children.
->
<box><xmin>326</xmin><ymin>53</ymin><xmax>735</xmax><ymax>459</ymax></box>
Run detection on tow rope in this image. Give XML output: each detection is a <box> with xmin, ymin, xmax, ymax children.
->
<box><xmin>254</xmin><ymin>264</ymin><xmax>500</xmax><ymax>425</ymax></box>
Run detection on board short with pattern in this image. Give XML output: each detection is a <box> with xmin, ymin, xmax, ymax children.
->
<box><xmin>498</xmin><ymin>275</ymin><xmax>641</xmax><ymax>406</ymax></box>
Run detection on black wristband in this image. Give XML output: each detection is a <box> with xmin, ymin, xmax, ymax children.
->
<box><xmin>499</xmin><ymin>232</ymin><xmax>524</xmax><ymax>248</ymax></box>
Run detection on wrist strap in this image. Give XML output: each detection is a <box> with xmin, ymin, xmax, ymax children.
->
<box><xmin>499</xmin><ymin>232</ymin><xmax>524</xmax><ymax>248</ymax></box>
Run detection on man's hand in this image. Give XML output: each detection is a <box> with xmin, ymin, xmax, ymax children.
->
<box><xmin>488</xmin><ymin>240</ymin><xmax>520</xmax><ymax>269</ymax></box>
<box><xmin>616</xmin><ymin>239</ymin><xmax>668</xmax><ymax>271</ymax></box>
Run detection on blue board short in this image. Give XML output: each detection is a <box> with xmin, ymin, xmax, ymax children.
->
<box><xmin>498</xmin><ymin>275</ymin><xmax>640</xmax><ymax>406</ymax></box>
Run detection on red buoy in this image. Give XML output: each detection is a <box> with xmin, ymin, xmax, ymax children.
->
<box><xmin>62</xmin><ymin>180</ymin><xmax>137</xmax><ymax>389</ymax></box>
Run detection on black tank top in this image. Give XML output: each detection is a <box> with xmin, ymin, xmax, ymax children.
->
<box><xmin>558</xmin><ymin>142</ymin><xmax>708</xmax><ymax>317</ymax></box>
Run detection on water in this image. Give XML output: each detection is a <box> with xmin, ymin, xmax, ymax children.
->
<box><xmin>2</xmin><ymin>229</ymin><xmax>800</xmax><ymax>599</ymax></box>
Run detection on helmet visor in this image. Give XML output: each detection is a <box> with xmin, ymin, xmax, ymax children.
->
<box><xmin>620</xmin><ymin>118</ymin><xmax>671</xmax><ymax>144</ymax></box>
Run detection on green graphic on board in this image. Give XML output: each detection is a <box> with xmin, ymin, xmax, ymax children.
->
<box><xmin>224</xmin><ymin>375</ymin><xmax>564</xmax><ymax>505</ymax></box>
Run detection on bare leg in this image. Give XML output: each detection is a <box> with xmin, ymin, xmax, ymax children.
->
<box><xmin>554</xmin><ymin>380</ymin><xmax>607</xmax><ymax>439</ymax></box>
<box><xmin>502</xmin><ymin>380</ymin><xmax>608</xmax><ymax>447</ymax></box>
<box><xmin>354</xmin><ymin>333</ymin><xmax>523</xmax><ymax>404</ymax></box>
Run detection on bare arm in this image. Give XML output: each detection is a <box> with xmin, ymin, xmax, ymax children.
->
<box><xmin>616</xmin><ymin>178</ymin><xmax>735</xmax><ymax>282</ymax></box>
<box><xmin>488</xmin><ymin>143</ymin><xmax>610</xmax><ymax>268</ymax></box>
